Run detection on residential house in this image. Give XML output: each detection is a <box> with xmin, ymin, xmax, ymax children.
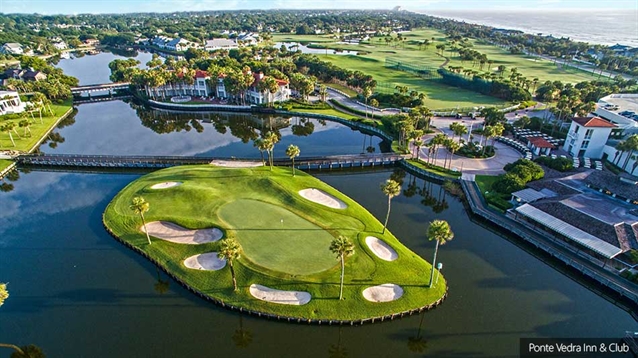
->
<box><xmin>3</xmin><ymin>67</ymin><xmax>47</xmax><ymax>82</ymax></box>
<box><xmin>84</xmin><ymin>39</ymin><xmax>100</xmax><ymax>46</ymax></box>
<box><xmin>235</xmin><ymin>32</ymin><xmax>259</xmax><ymax>46</ymax></box>
<box><xmin>1</xmin><ymin>43</ymin><xmax>24</xmax><ymax>55</ymax></box>
<box><xmin>563</xmin><ymin>116</ymin><xmax>616</xmax><ymax>158</ymax></box>
<box><xmin>52</xmin><ymin>41</ymin><xmax>67</xmax><ymax>50</ymax></box>
<box><xmin>204</xmin><ymin>39</ymin><xmax>238</xmax><ymax>51</ymax></box>
<box><xmin>0</xmin><ymin>90</ymin><xmax>26</xmax><ymax>115</ymax></box>
<box><xmin>165</xmin><ymin>38</ymin><xmax>192</xmax><ymax>52</ymax></box>
<box><xmin>245</xmin><ymin>72</ymin><xmax>290</xmax><ymax>105</ymax></box>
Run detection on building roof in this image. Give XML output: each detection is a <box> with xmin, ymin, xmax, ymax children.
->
<box><xmin>512</xmin><ymin>188</ymin><xmax>547</xmax><ymax>203</ymax></box>
<box><xmin>527</xmin><ymin>136</ymin><xmax>555</xmax><ymax>148</ymax></box>
<box><xmin>572</xmin><ymin>116</ymin><xmax>616</xmax><ymax>128</ymax></box>
<box><xmin>194</xmin><ymin>70</ymin><xmax>209</xmax><ymax>79</ymax></box>
<box><xmin>515</xmin><ymin>204</ymin><xmax>623</xmax><ymax>259</ymax></box>
<box><xmin>205</xmin><ymin>39</ymin><xmax>237</xmax><ymax>47</ymax></box>
<box><xmin>3</xmin><ymin>43</ymin><xmax>22</xmax><ymax>49</ymax></box>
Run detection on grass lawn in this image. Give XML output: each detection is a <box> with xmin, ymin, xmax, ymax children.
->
<box><xmin>291</xmin><ymin>107</ymin><xmax>353</xmax><ymax>120</ymax></box>
<box><xmin>104</xmin><ymin>165</ymin><xmax>447</xmax><ymax>321</ymax></box>
<box><xmin>273</xmin><ymin>28</ymin><xmax>608</xmax><ymax>110</ymax></box>
<box><xmin>323</xmin><ymin>82</ymin><xmax>358</xmax><ymax>97</ymax></box>
<box><xmin>474</xmin><ymin>174</ymin><xmax>513</xmax><ymax>212</ymax></box>
<box><xmin>0</xmin><ymin>159</ymin><xmax>14</xmax><ymax>174</ymax></box>
<box><xmin>0</xmin><ymin>99</ymin><xmax>73</xmax><ymax>152</ymax></box>
<box><xmin>407</xmin><ymin>158</ymin><xmax>462</xmax><ymax>179</ymax></box>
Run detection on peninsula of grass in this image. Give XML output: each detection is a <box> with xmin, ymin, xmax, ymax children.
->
<box><xmin>0</xmin><ymin>99</ymin><xmax>73</xmax><ymax>152</ymax></box>
<box><xmin>103</xmin><ymin>165</ymin><xmax>447</xmax><ymax>321</ymax></box>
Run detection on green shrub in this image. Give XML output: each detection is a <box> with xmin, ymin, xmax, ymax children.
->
<box><xmin>486</xmin><ymin>192</ymin><xmax>514</xmax><ymax>211</ymax></box>
<box><xmin>492</xmin><ymin>173</ymin><xmax>526</xmax><ymax>193</ymax></box>
<box><xmin>534</xmin><ymin>156</ymin><xmax>573</xmax><ymax>172</ymax></box>
<box><xmin>504</xmin><ymin>159</ymin><xmax>544</xmax><ymax>180</ymax></box>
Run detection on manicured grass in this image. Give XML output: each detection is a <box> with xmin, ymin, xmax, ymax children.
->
<box><xmin>272</xmin><ymin>33</ymin><xmax>337</xmax><ymax>43</ymax></box>
<box><xmin>407</xmin><ymin>158</ymin><xmax>462</xmax><ymax>179</ymax></box>
<box><xmin>0</xmin><ymin>99</ymin><xmax>73</xmax><ymax>152</ymax></box>
<box><xmin>104</xmin><ymin>165</ymin><xmax>447</xmax><ymax>321</ymax></box>
<box><xmin>323</xmin><ymin>82</ymin><xmax>358</xmax><ymax>97</ymax></box>
<box><xmin>219</xmin><ymin>199</ymin><xmax>336</xmax><ymax>275</ymax></box>
<box><xmin>323</xmin><ymin>54</ymin><xmax>506</xmax><ymax>110</ymax></box>
<box><xmin>474</xmin><ymin>174</ymin><xmax>513</xmax><ymax>212</ymax></box>
<box><xmin>291</xmin><ymin>107</ymin><xmax>353</xmax><ymax>120</ymax></box>
<box><xmin>0</xmin><ymin>159</ymin><xmax>14</xmax><ymax>174</ymax></box>
<box><xmin>475</xmin><ymin>174</ymin><xmax>500</xmax><ymax>195</ymax></box>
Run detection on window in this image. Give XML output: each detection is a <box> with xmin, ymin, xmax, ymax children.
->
<box><xmin>581</xmin><ymin>140</ymin><xmax>590</xmax><ymax>149</ymax></box>
<box><xmin>584</xmin><ymin>129</ymin><xmax>594</xmax><ymax>139</ymax></box>
<box><xmin>574</xmin><ymin>126</ymin><xmax>580</xmax><ymax>134</ymax></box>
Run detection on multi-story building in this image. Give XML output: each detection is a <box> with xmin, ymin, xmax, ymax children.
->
<box><xmin>563</xmin><ymin>117</ymin><xmax>616</xmax><ymax>158</ymax></box>
<box><xmin>0</xmin><ymin>91</ymin><xmax>26</xmax><ymax>115</ymax></box>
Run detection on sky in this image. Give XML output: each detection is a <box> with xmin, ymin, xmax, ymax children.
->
<box><xmin>0</xmin><ymin>0</ymin><xmax>636</xmax><ymax>14</ymax></box>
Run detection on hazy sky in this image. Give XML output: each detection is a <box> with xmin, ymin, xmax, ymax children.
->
<box><xmin>0</xmin><ymin>0</ymin><xmax>636</xmax><ymax>14</ymax></box>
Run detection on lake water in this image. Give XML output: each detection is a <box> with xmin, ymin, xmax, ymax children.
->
<box><xmin>0</xmin><ymin>46</ymin><xmax>635</xmax><ymax>358</ymax></box>
<box><xmin>276</xmin><ymin>42</ymin><xmax>359</xmax><ymax>56</ymax></box>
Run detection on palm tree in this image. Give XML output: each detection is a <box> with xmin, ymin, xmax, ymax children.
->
<box><xmin>318</xmin><ymin>85</ymin><xmax>328</xmax><ymax>102</ymax></box>
<box><xmin>129</xmin><ymin>196</ymin><xmax>151</xmax><ymax>245</ymax></box>
<box><xmin>427</xmin><ymin>220</ymin><xmax>454</xmax><ymax>287</ymax></box>
<box><xmin>369</xmin><ymin>98</ymin><xmax>379</xmax><ymax>117</ymax></box>
<box><xmin>8</xmin><ymin>344</ymin><xmax>45</xmax><ymax>358</ymax></box>
<box><xmin>0</xmin><ymin>283</ymin><xmax>7</xmax><ymax>306</ymax></box>
<box><xmin>1</xmin><ymin>123</ymin><xmax>17</xmax><ymax>147</ymax></box>
<box><xmin>362</xmin><ymin>87</ymin><xmax>372</xmax><ymax>118</ymax></box>
<box><xmin>253</xmin><ymin>138</ymin><xmax>267</xmax><ymax>166</ymax></box>
<box><xmin>329</xmin><ymin>235</ymin><xmax>354</xmax><ymax>300</ymax></box>
<box><xmin>380</xmin><ymin>179</ymin><xmax>401</xmax><ymax>234</ymax></box>
<box><xmin>18</xmin><ymin>120</ymin><xmax>32</xmax><ymax>138</ymax></box>
<box><xmin>286</xmin><ymin>144</ymin><xmax>300</xmax><ymax>176</ymax></box>
<box><xmin>218</xmin><ymin>235</ymin><xmax>242</xmax><ymax>291</ymax></box>
<box><xmin>264</xmin><ymin>131</ymin><xmax>279</xmax><ymax>170</ymax></box>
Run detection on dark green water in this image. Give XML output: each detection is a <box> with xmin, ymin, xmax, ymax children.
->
<box><xmin>0</xmin><ymin>52</ymin><xmax>635</xmax><ymax>358</ymax></box>
<box><xmin>0</xmin><ymin>169</ymin><xmax>635</xmax><ymax>357</ymax></box>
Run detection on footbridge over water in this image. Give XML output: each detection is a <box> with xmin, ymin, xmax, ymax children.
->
<box><xmin>71</xmin><ymin>82</ymin><xmax>131</xmax><ymax>96</ymax></box>
<box><xmin>17</xmin><ymin>153</ymin><xmax>405</xmax><ymax>170</ymax></box>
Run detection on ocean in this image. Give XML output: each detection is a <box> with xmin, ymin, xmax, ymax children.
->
<box><xmin>418</xmin><ymin>9</ymin><xmax>638</xmax><ymax>47</ymax></box>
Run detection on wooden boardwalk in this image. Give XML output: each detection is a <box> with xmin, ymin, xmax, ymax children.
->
<box><xmin>17</xmin><ymin>153</ymin><xmax>404</xmax><ymax>170</ymax></box>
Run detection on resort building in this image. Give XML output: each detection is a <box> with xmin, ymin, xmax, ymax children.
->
<box><xmin>147</xmin><ymin>70</ymin><xmax>212</xmax><ymax>98</ymax></box>
<box><xmin>0</xmin><ymin>90</ymin><xmax>26</xmax><ymax>115</ymax></box>
<box><xmin>1</xmin><ymin>43</ymin><xmax>24</xmax><ymax>55</ymax></box>
<box><xmin>165</xmin><ymin>38</ymin><xmax>192</xmax><ymax>52</ymax></box>
<box><xmin>245</xmin><ymin>72</ymin><xmax>290</xmax><ymax>105</ymax></box>
<box><xmin>563</xmin><ymin>116</ymin><xmax>616</xmax><ymax>158</ymax></box>
<box><xmin>509</xmin><ymin>170</ymin><xmax>638</xmax><ymax>269</ymax></box>
<box><xmin>204</xmin><ymin>39</ymin><xmax>238</xmax><ymax>51</ymax></box>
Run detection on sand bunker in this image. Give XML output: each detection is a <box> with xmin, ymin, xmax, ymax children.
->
<box><xmin>183</xmin><ymin>253</ymin><xmax>226</xmax><ymax>271</ymax></box>
<box><xmin>298</xmin><ymin>188</ymin><xmax>347</xmax><ymax>209</ymax></box>
<box><xmin>142</xmin><ymin>221</ymin><xmax>223</xmax><ymax>244</ymax></box>
<box><xmin>249</xmin><ymin>284</ymin><xmax>311</xmax><ymax>305</ymax></box>
<box><xmin>150</xmin><ymin>181</ymin><xmax>182</xmax><ymax>189</ymax></box>
<box><xmin>362</xmin><ymin>284</ymin><xmax>404</xmax><ymax>303</ymax></box>
<box><xmin>365</xmin><ymin>236</ymin><xmax>398</xmax><ymax>261</ymax></box>
<box><xmin>210</xmin><ymin>160</ymin><xmax>262</xmax><ymax>167</ymax></box>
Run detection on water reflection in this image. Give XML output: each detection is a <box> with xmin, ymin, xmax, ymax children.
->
<box><xmin>38</xmin><ymin>100</ymin><xmax>382</xmax><ymax>158</ymax></box>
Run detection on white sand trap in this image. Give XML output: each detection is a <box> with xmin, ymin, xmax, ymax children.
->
<box><xmin>249</xmin><ymin>284</ymin><xmax>311</xmax><ymax>305</ymax></box>
<box><xmin>365</xmin><ymin>236</ymin><xmax>398</xmax><ymax>261</ymax></box>
<box><xmin>362</xmin><ymin>284</ymin><xmax>404</xmax><ymax>303</ymax></box>
<box><xmin>150</xmin><ymin>181</ymin><xmax>182</xmax><ymax>189</ymax></box>
<box><xmin>298</xmin><ymin>188</ymin><xmax>347</xmax><ymax>209</ymax></box>
<box><xmin>210</xmin><ymin>160</ymin><xmax>262</xmax><ymax>167</ymax></box>
<box><xmin>183</xmin><ymin>252</ymin><xmax>226</xmax><ymax>270</ymax></box>
<box><xmin>142</xmin><ymin>221</ymin><xmax>223</xmax><ymax>244</ymax></box>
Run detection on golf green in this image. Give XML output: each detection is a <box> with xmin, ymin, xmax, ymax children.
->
<box><xmin>219</xmin><ymin>199</ymin><xmax>336</xmax><ymax>275</ymax></box>
<box><xmin>103</xmin><ymin>165</ymin><xmax>448</xmax><ymax>322</ymax></box>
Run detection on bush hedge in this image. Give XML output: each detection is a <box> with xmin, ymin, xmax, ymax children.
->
<box><xmin>534</xmin><ymin>156</ymin><xmax>573</xmax><ymax>172</ymax></box>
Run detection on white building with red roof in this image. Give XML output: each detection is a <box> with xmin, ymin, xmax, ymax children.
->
<box><xmin>245</xmin><ymin>72</ymin><xmax>290</xmax><ymax>105</ymax></box>
<box><xmin>149</xmin><ymin>70</ymin><xmax>213</xmax><ymax>98</ymax></box>
<box><xmin>563</xmin><ymin>116</ymin><xmax>616</xmax><ymax>158</ymax></box>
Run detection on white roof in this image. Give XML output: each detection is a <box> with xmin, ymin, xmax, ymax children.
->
<box><xmin>515</xmin><ymin>204</ymin><xmax>623</xmax><ymax>259</ymax></box>
<box><xmin>512</xmin><ymin>188</ymin><xmax>546</xmax><ymax>203</ymax></box>
<box><xmin>206</xmin><ymin>39</ymin><xmax>237</xmax><ymax>47</ymax></box>
<box><xmin>3</xmin><ymin>43</ymin><xmax>22</xmax><ymax>49</ymax></box>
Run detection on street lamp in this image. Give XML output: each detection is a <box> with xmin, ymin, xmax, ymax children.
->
<box><xmin>434</xmin><ymin>262</ymin><xmax>443</xmax><ymax>286</ymax></box>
